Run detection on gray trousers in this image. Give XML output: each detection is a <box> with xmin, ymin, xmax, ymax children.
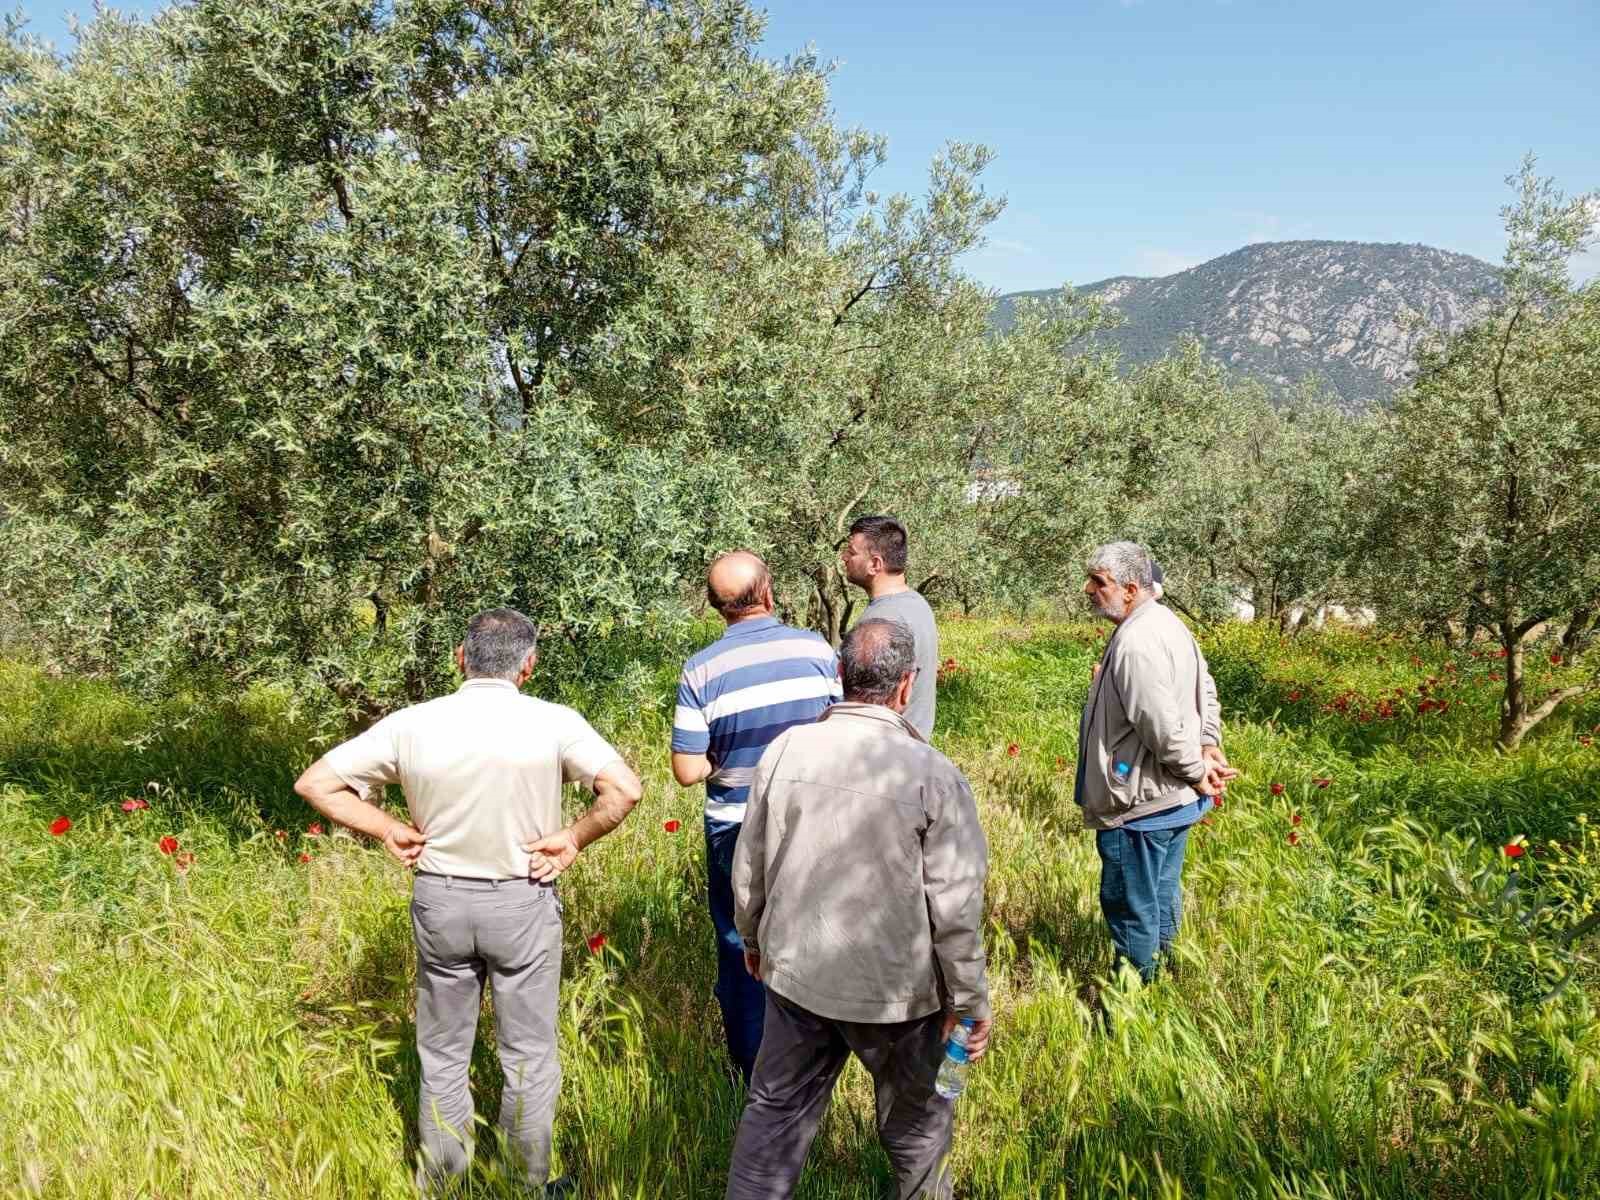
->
<box><xmin>410</xmin><ymin>872</ymin><xmax>562</xmax><ymax>1190</ymax></box>
<box><xmin>725</xmin><ymin>991</ymin><xmax>956</xmax><ymax>1200</ymax></box>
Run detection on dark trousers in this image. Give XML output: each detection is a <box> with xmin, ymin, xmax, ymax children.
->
<box><xmin>410</xmin><ymin>873</ymin><xmax>563</xmax><ymax>1191</ymax></box>
<box><xmin>1095</xmin><ymin>823</ymin><xmax>1191</xmax><ymax>981</ymax></box>
<box><xmin>707</xmin><ymin>818</ymin><xmax>766</xmax><ymax>1081</ymax></box>
<box><xmin>725</xmin><ymin>992</ymin><xmax>955</xmax><ymax>1200</ymax></box>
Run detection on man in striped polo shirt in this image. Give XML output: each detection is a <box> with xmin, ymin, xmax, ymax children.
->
<box><xmin>672</xmin><ymin>551</ymin><xmax>841</xmax><ymax>1081</ymax></box>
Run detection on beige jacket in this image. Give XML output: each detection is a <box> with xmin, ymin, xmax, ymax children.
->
<box><xmin>731</xmin><ymin>703</ymin><xmax>990</xmax><ymax>1023</ymax></box>
<box><xmin>1075</xmin><ymin>599</ymin><xmax>1223</xmax><ymax>831</ymax></box>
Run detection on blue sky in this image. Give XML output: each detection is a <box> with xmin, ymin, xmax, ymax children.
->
<box><xmin>18</xmin><ymin>0</ymin><xmax>1599</xmax><ymax>291</ymax></box>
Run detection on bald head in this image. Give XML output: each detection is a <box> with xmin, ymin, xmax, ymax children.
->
<box><xmin>706</xmin><ymin>551</ymin><xmax>773</xmax><ymax>623</ymax></box>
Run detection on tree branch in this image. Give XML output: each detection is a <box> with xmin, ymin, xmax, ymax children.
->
<box><xmin>832</xmin><ymin>271</ymin><xmax>879</xmax><ymax>327</ymax></box>
<box><xmin>1521</xmin><ymin>682</ymin><xmax>1598</xmax><ymax>732</ymax></box>
<box><xmin>507</xmin><ymin>349</ymin><xmax>534</xmax><ymax>412</ymax></box>
<box><xmin>1512</xmin><ymin>611</ymin><xmax>1554</xmax><ymax>640</ymax></box>
<box><xmin>827</xmin><ymin>405</ymin><xmax>868</xmax><ymax>449</ymax></box>
<box><xmin>833</xmin><ymin>477</ymin><xmax>873</xmax><ymax>542</ymax></box>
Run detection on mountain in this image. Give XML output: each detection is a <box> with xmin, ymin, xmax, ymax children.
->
<box><xmin>993</xmin><ymin>241</ymin><xmax>1505</xmax><ymax>407</ymax></box>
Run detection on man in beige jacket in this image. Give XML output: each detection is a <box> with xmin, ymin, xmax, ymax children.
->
<box><xmin>726</xmin><ymin>618</ymin><xmax>990</xmax><ymax>1200</ymax></box>
<box><xmin>1076</xmin><ymin>541</ymin><xmax>1238</xmax><ymax>982</ymax></box>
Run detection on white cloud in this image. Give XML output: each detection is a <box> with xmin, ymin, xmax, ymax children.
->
<box><xmin>985</xmin><ymin>237</ymin><xmax>1036</xmax><ymax>256</ymax></box>
<box><xmin>1134</xmin><ymin>248</ymin><xmax>1203</xmax><ymax>276</ymax></box>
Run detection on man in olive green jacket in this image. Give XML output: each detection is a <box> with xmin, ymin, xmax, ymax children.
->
<box><xmin>1076</xmin><ymin>541</ymin><xmax>1238</xmax><ymax>981</ymax></box>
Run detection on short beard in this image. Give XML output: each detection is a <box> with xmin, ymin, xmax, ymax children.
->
<box><xmin>1090</xmin><ymin>594</ymin><xmax>1126</xmax><ymax>621</ymax></box>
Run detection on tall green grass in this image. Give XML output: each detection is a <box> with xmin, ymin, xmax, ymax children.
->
<box><xmin>2</xmin><ymin>621</ymin><xmax>1597</xmax><ymax>1198</ymax></box>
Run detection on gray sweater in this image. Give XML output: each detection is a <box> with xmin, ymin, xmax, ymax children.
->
<box><xmin>731</xmin><ymin>703</ymin><xmax>990</xmax><ymax>1023</ymax></box>
<box><xmin>861</xmin><ymin>589</ymin><xmax>939</xmax><ymax>737</ymax></box>
<box><xmin>1075</xmin><ymin>600</ymin><xmax>1223</xmax><ymax>831</ymax></box>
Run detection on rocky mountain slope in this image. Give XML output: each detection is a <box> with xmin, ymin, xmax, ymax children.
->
<box><xmin>993</xmin><ymin>241</ymin><xmax>1505</xmax><ymax>407</ymax></box>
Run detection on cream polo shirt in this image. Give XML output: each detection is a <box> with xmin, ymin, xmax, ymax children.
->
<box><xmin>324</xmin><ymin>678</ymin><xmax>623</xmax><ymax>880</ymax></box>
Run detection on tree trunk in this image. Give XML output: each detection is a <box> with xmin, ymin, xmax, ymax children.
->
<box><xmin>1495</xmin><ymin>619</ymin><xmax>1595</xmax><ymax>750</ymax></box>
<box><xmin>1496</xmin><ymin>629</ymin><xmax>1528</xmax><ymax>750</ymax></box>
<box><xmin>812</xmin><ymin>564</ymin><xmax>844</xmax><ymax>647</ymax></box>
<box><xmin>1561</xmin><ymin>605</ymin><xmax>1597</xmax><ymax>655</ymax></box>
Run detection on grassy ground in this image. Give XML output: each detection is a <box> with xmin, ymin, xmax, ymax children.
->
<box><xmin>3</xmin><ymin>618</ymin><xmax>1598</xmax><ymax>1199</ymax></box>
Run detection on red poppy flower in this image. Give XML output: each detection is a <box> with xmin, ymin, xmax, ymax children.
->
<box><xmin>306</xmin><ymin>822</ymin><xmax>324</xmax><ymax>836</ymax></box>
<box><xmin>587</xmin><ymin>933</ymin><xmax>607</xmax><ymax>954</ymax></box>
<box><xmin>49</xmin><ymin>816</ymin><xmax>71</xmax><ymax>836</ymax></box>
<box><xmin>121</xmin><ymin>797</ymin><xmax>149</xmax><ymax>812</ymax></box>
<box><xmin>1270</xmin><ymin>782</ymin><xmax>1285</xmax><ymax>796</ymax></box>
<box><xmin>1288</xmin><ymin>831</ymin><xmax>1301</xmax><ymax>846</ymax></box>
<box><xmin>1314</xmin><ymin>777</ymin><xmax>1332</xmax><ymax>789</ymax></box>
<box><xmin>663</xmin><ymin>819</ymin><xmax>681</xmax><ymax>833</ymax></box>
<box><xmin>1503</xmin><ymin>843</ymin><xmax>1524</xmax><ymax>858</ymax></box>
<box><xmin>274</xmin><ymin>829</ymin><xmax>288</xmax><ymax>840</ymax></box>
<box><xmin>1287</xmin><ymin>691</ymin><xmax>1302</xmax><ymax>702</ymax></box>
<box><xmin>175</xmin><ymin>851</ymin><xmax>195</xmax><ymax>872</ymax></box>
<box><xmin>1291</xmin><ymin>812</ymin><xmax>1302</xmax><ymax>826</ymax></box>
<box><xmin>1006</xmin><ymin>742</ymin><xmax>1020</xmax><ymax>757</ymax></box>
<box><xmin>1580</xmin><ymin>737</ymin><xmax>1593</xmax><ymax>748</ymax></box>
<box><xmin>158</xmin><ymin>835</ymin><xmax>179</xmax><ymax>855</ymax></box>
<box><xmin>1550</xmin><ymin>654</ymin><xmax>1563</xmax><ymax>666</ymax></box>
<box><xmin>298</xmin><ymin>852</ymin><xmax>312</xmax><ymax>863</ymax></box>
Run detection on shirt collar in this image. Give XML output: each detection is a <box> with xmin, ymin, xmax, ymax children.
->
<box><xmin>1120</xmin><ymin>597</ymin><xmax>1159</xmax><ymax>629</ymax></box>
<box><xmin>721</xmin><ymin>615</ymin><xmax>781</xmax><ymax>639</ymax></box>
<box><xmin>457</xmin><ymin>677</ymin><xmax>520</xmax><ymax>694</ymax></box>
<box><xmin>817</xmin><ymin>701</ymin><xmax>926</xmax><ymax>743</ymax></box>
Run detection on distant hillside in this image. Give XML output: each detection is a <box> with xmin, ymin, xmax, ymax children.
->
<box><xmin>994</xmin><ymin>241</ymin><xmax>1505</xmax><ymax>407</ymax></box>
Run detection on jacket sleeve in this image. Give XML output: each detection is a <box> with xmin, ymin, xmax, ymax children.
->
<box><xmin>1109</xmin><ymin>640</ymin><xmax>1206</xmax><ymax>785</ymax></box>
<box><xmin>922</xmin><ymin>765</ymin><xmax>991</xmax><ymax>1020</ymax></box>
<box><xmin>1198</xmin><ymin>646</ymin><xmax>1224</xmax><ymax>748</ymax></box>
<box><xmin>730</xmin><ymin>740</ymin><xmax>779</xmax><ymax>951</ymax></box>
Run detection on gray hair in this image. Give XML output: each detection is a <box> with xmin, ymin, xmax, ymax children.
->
<box><xmin>463</xmin><ymin>607</ymin><xmax>539</xmax><ymax>679</ymax></box>
<box><xmin>1086</xmin><ymin>541</ymin><xmax>1155</xmax><ymax>591</ymax></box>
<box><xmin>839</xmin><ymin>618</ymin><xmax>917</xmax><ymax>704</ymax></box>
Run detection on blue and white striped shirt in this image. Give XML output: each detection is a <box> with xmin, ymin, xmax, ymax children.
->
<box><xmin>672</xmin><ymin>616</ymin><xmax>842</xmax><ymax>824</ymax></box>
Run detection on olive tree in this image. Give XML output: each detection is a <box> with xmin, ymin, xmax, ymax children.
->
<box><xmin>0</xmin><ymin>0</ymin><xmax>816</xmax><ymax>716</ymax></box>
<box><xmin>1</xmin><ymin>0</ymin><xmax>1115</xmax><ymax>710</ymax></box>
<box><xmin>1359</xmin><ymin>160</ymin><xmax>1600</xmax><ymax>749</ymax></box>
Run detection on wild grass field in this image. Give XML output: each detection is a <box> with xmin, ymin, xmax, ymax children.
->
<box><xmin>3</xmin><ymin>618</ymin><xmax>1598</xmax><ymax>1199</ymax></box>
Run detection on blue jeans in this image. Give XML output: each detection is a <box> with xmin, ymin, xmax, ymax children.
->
<box><xmin>706</xmin><ymin>818</ymin><xmax>766</xmax><ymax>1081</ymax></box>
<box><xmin>1095</xmin><ymin>824</ymin><xmax>1191</xmax><ymax>982</ymax></box>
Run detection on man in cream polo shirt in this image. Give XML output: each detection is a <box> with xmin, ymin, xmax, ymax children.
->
<box><xmin>294</xmin><ymin>608</ymin><xmax>642</xmax><ymax>1196</ymax></box>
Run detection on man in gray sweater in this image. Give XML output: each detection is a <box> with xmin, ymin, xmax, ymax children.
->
<box><xmin>726</xmin><ymin>619</ymin><xmax>990</xmax><ymax>1200</ymax></box>
<box><xmin>1076</xmin><ymin>541</ymin><xmax>1238</xmax><ymax>982</ymax></box>
<box><xmin>840</xmin><ymin>514</ymin><xmax>939</xmax><ymax>738</ymax></box>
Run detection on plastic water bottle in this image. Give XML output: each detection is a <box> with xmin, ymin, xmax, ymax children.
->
<box><xmin>1115</xmin><ymin>760</ymin><xmax>1132</xmax><ymax>781</ymax></box>
<box><xmin>934</xmin><ymin>1019</ymin><xmax>976</xmax><ymax>1100</ymax></box>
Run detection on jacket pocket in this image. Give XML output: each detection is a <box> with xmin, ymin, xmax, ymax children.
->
<box><xmin>1101</xmin><ymin>733</ymin><xmax>1146</xmax><ymax>815</ymax></box>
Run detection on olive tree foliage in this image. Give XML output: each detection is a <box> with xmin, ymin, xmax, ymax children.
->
<box><xmin>0</xmin><ymin>0</ymin><xmax>1108</xmax><ymax>706</ymax></box>
<box><xmin>684</xmin><ymin>119</ymin><xmax>1121</xmax><ymax>642</ymax></box>
<box><xmin>1144</xmin><ymin>369</ymin><xmax>1371</xmax><ymax>630</ymax></box>
<box><xmin>1358</xmin><ymin>159</ymin><xmax>1600</xmax><ymax>749</ymax></box>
